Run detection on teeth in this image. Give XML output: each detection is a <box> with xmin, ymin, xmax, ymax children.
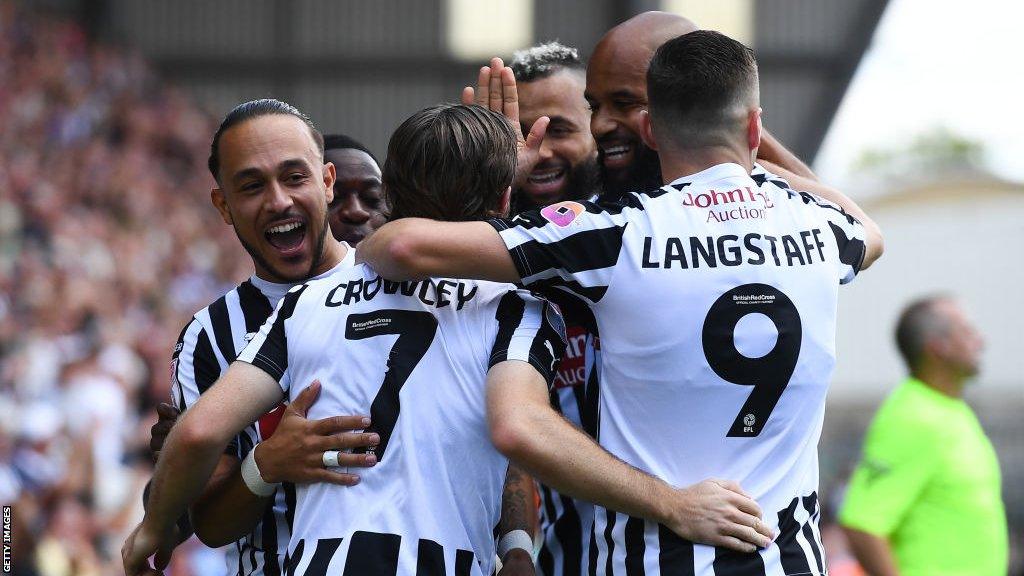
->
<box><xmin>267</xmin><ymin>222</ymin><xmax>303</xmax><ymax>234</ymax></box>
<box><xmin>529</xmin><ymin>170</ymin><xmax>564</xmax><ymax>184</ymax></box>
<box><xmin>603</xmin><ymin>145</ymin><xmax>630</xmax><ymax>155</ymax></box>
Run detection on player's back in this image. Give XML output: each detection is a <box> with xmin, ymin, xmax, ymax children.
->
<box><xmin>240</xmin><ymin>263</ymin><xmax>560</xmax><ymax>576</ymax></box>
<box><xmin>492</xmin><ymin>162</ymin><xmax>866</xmax><ymax>573</ymax></box>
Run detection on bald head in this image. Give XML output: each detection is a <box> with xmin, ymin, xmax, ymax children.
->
<box><xmin>602</xmin><ymin>11</ymin><xmax>700</xmax><ymax>56</ymax></box>
<box><xmin>586</xmin><ymin>11</ymin><xmax>699</xmax><ymax>196</ymax></box>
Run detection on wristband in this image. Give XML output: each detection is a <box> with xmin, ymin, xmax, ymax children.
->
<box><xmin>241</xmin><ymin>444</ymin><xmax>279</xmax><ymax>497</ymax></box>
<box><xmin>497</xmin><ymin>529</ymin><xmax>533</xmax><ymax>559</ymax></box>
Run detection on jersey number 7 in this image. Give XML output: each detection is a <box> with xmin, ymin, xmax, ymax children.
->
<box><xmin>701</xmin><ymin>284</ymin><xmax>803</xmax><ymax>437</ymax></box>
<box><xmin>345</xmin><ymin>309</ymin><xmax>439</xmax><ymax>460</ymax></box>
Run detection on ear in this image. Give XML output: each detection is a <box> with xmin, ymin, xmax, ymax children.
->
<box><xmin>211</xmin><ymin>188</ymin><xmax>233</xmax><ymax>225</ymax></box>
<box><xmin>488</xmin><ymin>186</ymin><xmax>513</xmax><ymax>218</ymax></box>
<box><xmin>639</xmin><ymin>109</ymin><xmax>658</xmax><ymax>151</ymax></box>
<box><xmin>322</xmin><ymin>161</ymin><xmax>337</xmax><ymax>204</ymax></box>
<box><xmin>747</xmin><ymin>107</ymin><xmax>762</xmax><ymax>155</ymax></box>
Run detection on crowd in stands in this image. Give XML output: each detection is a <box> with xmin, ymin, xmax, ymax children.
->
<box><xmin>0</xmin><ymin>4</ymin><xmax>243</xmax><ymax>575</ymax></box>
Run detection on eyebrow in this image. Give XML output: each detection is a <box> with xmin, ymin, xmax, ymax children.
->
<box><xmin>230</xmin><ymin>158</ymin><xmax>310</xmax><ymax>184</ymax></box>
<box><xmin>545</xmin><ymin>115</ymin><xmax>579</xmax><ymax>127</ymax></box>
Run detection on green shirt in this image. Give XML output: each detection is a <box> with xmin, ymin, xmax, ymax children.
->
<box><xmin>839</xmin><ymin>378</ymin><xmax>1007</xmax><ymax>576</ymax></box>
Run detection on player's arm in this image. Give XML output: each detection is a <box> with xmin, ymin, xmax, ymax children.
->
<box><xmin>487</xmin><ymin>361</ymin><xmax>772</xmax><ymax>553</ymax></box>
<box><xmin>496</xmin><ymin>465</ymin><xmax>538</xmax><ymax>574</ymax></box>
<box><xmin>757</xmin><ymin>160</ymin><xmax>883</xmax><ymax>270</ymax></box>
<box><xmin>485</xmin><ymin>291</ymin><xmax>772</xmax><ymax>553</ymax></box>
<box><xmin>756</xmin><ymin>129</ymin><xmax>817</xmax><ymax>181</ymax></box>
<box><xmin>838</xmin><ymin>413</ymin><xmax>940</xmax><ymax>575</ymax></box>
<box><xmin>359</xmin><ymin>219</ymin><xmax>519</xmax><ymax>282</ymax></box>
<box><xmin>841</xmin><ymin>528</ymin><xmax>900</xmax><ymax>576</ymax></box>
<box><xmin>123</xmin><ymin>362</ymin><xmax>285</xmax><ymax>576</ymax></box>
<box><xmin>189</xmin><ymin>381</ymin><xmax>378</xmax><ymax>547</ymax></box>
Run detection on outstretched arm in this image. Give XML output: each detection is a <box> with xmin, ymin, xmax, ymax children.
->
<box><xmin>123</xmin><ymin>362</ymin><xmax>284</xmax><ymax>576</ymax></box>
<box><xmin>359</xmin><ymin>219</ymin><xmax>519</xmax><ymax>282</ymax></box>
<box><xmin>486</xmin><ymin>361</ymin><xmax>774</xmax><ymax>554</ymax></box>
<box><xmin>758</xmin><ymin>160</ymin><xmax>884</xmax><ymax>270</ymax></box>
<box><xmin>189</xmin><ymin>381</ymin><xmax>378</xmax><ymax>546</ymax></box>
<box><xmin>757</xmin><ymin>129</ymin><xmax>817</xmax><ymax>181</ymax></box>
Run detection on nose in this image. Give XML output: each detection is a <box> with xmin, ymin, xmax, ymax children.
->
<box><xmin>264</xmin><ymin>182</ymin><xmax>294</xmax><ymax>214</ymax></box>
<box><xmin>538</xmin><ymin>137</ymin><xmax>554</xmax><ymax>161</ymax></box>
<box><xmin>590</xmin><ymin>107</ymin><xmax>616</xmax><ymax>140</ymax></box>
<box><xmin>338</xmin><ymin>195</ymin><xmax>371</xmax><ymax>224</ymax></box>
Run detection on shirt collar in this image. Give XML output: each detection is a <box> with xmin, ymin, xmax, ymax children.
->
<box><xmin>668</xmin><ymin>162</ymin><xmax>752</xmax><ymax>188</ymax></box>
<box><xmin>249</xmin><ymin>241</ymin><xmax>353</xmax><ymax>303</ymax></box>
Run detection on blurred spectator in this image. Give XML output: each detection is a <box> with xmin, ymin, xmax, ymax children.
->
<box><xmin>839</xmin><ymin>296</ymin><xmax>1007</xmax><ymax>575</ymax></box>
<box><xmin>0</xmin><ymin>3</ymin><xmax>242</xmax><ymax>574</ymax></box>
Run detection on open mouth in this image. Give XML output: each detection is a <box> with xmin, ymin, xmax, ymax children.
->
<box><xmin>599</xmin><ymin>141</ymin><xmax>634</xmax><ymax>171</ymax></box>
<box><xmin>524</xmin><ymin>166</ymin><xmax>568</xmax><ymax>199</ymax></box>
<box><xmin>264</xmin><ymin>220</ymin><xmax>307</xmax><ymax>253</ymax></box>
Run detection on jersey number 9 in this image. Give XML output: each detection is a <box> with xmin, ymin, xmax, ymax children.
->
<box><xmin>701</xmin><ymin>284</ymin><xmax>802</xmax><ymax>437</ymax></box>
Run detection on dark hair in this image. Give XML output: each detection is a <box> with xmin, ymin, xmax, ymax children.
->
<box><xmin>382</xmin><ymin>104</ymin><xmax>516</xmax><ymax>222</ymax></box>
<box><xmin>647</xmin><ymin>30</ymin><xmax>758</xmax><ymax>149</ymax></box>
<box><xmin>509</xmin><ymin>41</ymin><xmax>584</xmax><ymax>83</ymax></box>
<box><xmin>208</xmin><ymin>98</ymin><xmax>324</xmax><ymax>183</ymax></box>
<box><xmin>895</xmin><ymin>295</ymin><xmax>952</xmax><ymax>372</ymax></box>
<box><xmin>323</xmin><ymin>133</ymin><xmax>379</xmax><ymax>166</ymax></box>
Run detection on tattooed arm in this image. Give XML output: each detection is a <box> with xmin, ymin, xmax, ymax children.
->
<box><xmin>498</xmin><ymin>465</ymin><xmax>538</xmax><ymax>574</ymax></box>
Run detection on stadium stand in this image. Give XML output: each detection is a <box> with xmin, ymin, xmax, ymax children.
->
<box><xmin>0</xmin><ymin>5</ymin><xmax>243</xmax><ymax>575</ymax></box>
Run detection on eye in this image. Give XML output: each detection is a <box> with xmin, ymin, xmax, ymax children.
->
<box><xmin>285</xmin><ymin>172</ymin><xmax>308</xmax><ymax>185</ymax></box>
<box><xmin>241</xmin><ymin>181</ymin><xmax>262</xmax><ymax>193</ymax></box>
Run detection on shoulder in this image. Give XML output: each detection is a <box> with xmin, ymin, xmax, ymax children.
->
<box><xmin>867</xmin><ymin>385</ymin><xmax>951</xmax><ymax>446</ymax></box>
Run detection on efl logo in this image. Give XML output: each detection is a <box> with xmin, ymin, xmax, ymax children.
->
<box><xmin>541</xmin><ymin>201</ymin><xmax>585</xmax><ymax>227</ymax></box>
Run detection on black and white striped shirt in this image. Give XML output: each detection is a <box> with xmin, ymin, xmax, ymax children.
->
<box><xmin>536</xmin><ymin>292</ymin><xmax>599</xmax><ymax>576</ymax></box>
<box><xmin>236</xmin><ymin>264</ymin><xmax>566</xmax><ymax>576</ymax></box>
<box><xmin>170</xmin><ymin>249</ymin><xmax>355</xmax><ymax>576</ymax></box>
<box><xmin>488</xmin><ymin>163</ymin><xmax>865</xmax><ymax>575</ymax></box>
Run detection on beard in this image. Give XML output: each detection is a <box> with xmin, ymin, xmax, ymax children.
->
<box><xmin>511</xmin><ymin>156</ymin><xmax>603</xmax><ymax>215</ymax></box>
<box><xmin>234</xmin><ymin>210</ymin><xmax>330</xmax><ymax>283</ymax></box>
<box><xmin>598</xmin><ymin>141</ymin><xmax>663</xmax><ymax>200</ymax></box>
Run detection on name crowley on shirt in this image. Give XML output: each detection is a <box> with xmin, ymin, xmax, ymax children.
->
<box><xmin>681</xmin><ymin>186</ymin><xmax>774</xmax><ymax>223</ymax></box>
<box><xmin>325</xmin><ymin>275</ymin><xmax>480</xmax><ymax>310</ymax></box>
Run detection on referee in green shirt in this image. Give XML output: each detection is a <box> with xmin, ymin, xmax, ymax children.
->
<box><xmin>840</xmin><ymin>296</ymin><xmax>1007</xmax><ymax>576</ymax></box>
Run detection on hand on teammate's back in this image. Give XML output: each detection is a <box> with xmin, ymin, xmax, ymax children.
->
<box><xmin>253</xmin><ymin>380</ymin><xmax>380</xmax><ymax>485</ymax></box>
<box><xmin>666</xmin><ymin>479</ymin><xmax>775</xmax><ymax>553</ymax></box>
<box><xmin>462</xmin><ymin>57</ymin><xmax>549</xmax><ymax>191</ymax></box>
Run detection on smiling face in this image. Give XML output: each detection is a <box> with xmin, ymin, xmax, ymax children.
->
<box><xmin>586</xmin><ymin>13</ymin><xmax>699</xmax><ymax>196</ymax></box>
<box><xmin>324</xmin><ymin>148</ymin><xmax>386</xmax><ymax>246</ymax></box>
<box><xmin>517</xmin><ymin>70</ymin><xmax>598</xmax><ymax>207</ymax></box>
<box><xmin>211</xmin><ymin>114</ymin><xmax>337</xmax><ymax>283</ymax></box>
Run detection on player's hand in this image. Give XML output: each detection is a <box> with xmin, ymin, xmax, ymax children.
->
<box><xmin>665</xmin><ymin>479</ymin><xmax>774</xmax><ymax>553</ymax></box>
<box><xmin>150</xmin><ymin>403</ymin><xmax>180</xmax><ymax>461</ymax></box>
<box><xmin>122</xmin><ymin>520</ymin><xmax>175</xmax><ymax>576</ymax></box>
<box><xmin>254</xmin><ymin>380</ymin><xmax>379</xmax><ymax>486</ymax></box>
<box><xmin>497</xmin><ymin>549</ymin><xmax>536</xmax><ymax>576</ymax></box>
<box><xmin>462</xmin><ymin>57</ymin><xmax>549</xmax><ymax>191</ymax></box>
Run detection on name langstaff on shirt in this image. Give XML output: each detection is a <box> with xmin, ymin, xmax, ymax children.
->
<box><xmin>641</xmin><ymin>229</ymin><xmax>829</xmax><ymax>270</ymax></box>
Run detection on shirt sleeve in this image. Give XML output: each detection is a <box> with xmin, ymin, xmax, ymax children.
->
<box><xmin>236</xmin><ymin>284</ymin><xmax>308</xmax><ymax>393</ymax></box>
<box><xmin>172</xmin><ymin>317</ymin><xmax>223</xmax><ymax>410</ymax></box>
<box><xmin>838</xmin><ymin>411</ymin><xmax>943</xmax><ymax>537</ymax></box>
<box><xmin>488</xmin><ymin>290</ymin><xmax>568</xmax><ymax>388</ymax></box>
<box><xmin>171</xmin><ymin>317</ymin><xmax>238</xmax><ymax>455</ymax></box>
<box><xmin>751</xmin><ymin>165</ymin><xmax>867</xmax><ymax>285</ymax></box>
<box><xmin>487</xmin><ymin>198</ymin><xmax>633</xmax><ymax>304</ymax></box>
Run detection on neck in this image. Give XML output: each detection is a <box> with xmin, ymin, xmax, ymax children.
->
<box><xmin>913</xmin><ymin>365</ymin><xmax>966</xmax><ymax>399</ymax></box>
<box><xmin>254</xmin><ymin>238</ymin><xmax>347</xmax><ymax>284</ymax></box>
<box><xmin>658</xmin><ymin>143</ymin><xmax>754</xmax><ymax>184</ymax></box>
